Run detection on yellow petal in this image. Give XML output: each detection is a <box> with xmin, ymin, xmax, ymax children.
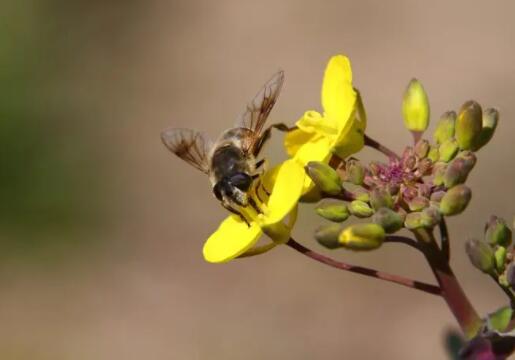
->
<box><xmin>332</xmin><ymin>117</ymin><xmax>365</xmax><ymax>158</ymax></box>
<box><xmin>259</xmin><ymin>204</ymin><xmax>298</xmax><ymax>245</ymax></box>
<box><xmin>284</xmin><ymin>128</ymin><xmax>315</xmax><ymax>157</ymax></box>
<box><xmin>260</xmin><ymin>220</ymin><xmax>292</xmax><ymax>244</ymax></box>
<box><xmin>331</xmin><ymin>89</ymin><xmax>367</xmax><ymax>158</ymax></box>
<box><xmin>293</xmin><ymin>136</ymin><xmax>332</xmax><ymax>166</ymax></box>
<box><xmin>262</xmin><ymin>159</ymin><xmax>305</xmax><ymax>225</ymax></box>
<box><xmin>297</xmin><ymin>110</ymin><xmax>337</xmax><ymax>136</ymax></box>
<box><xmin>203</xmin><ymin>215</ymin><xmax>262</xmax><ymax>263</ymax></box>
<box><xmin>291</xmin><ymin>136</ymin><xmax>333</xmax><ymax>193</ymax></box>
<box><xmin>239</xmin><ymin>242</ymin><xmax>277</xmax><ymax>258</ymax></box>
<box><xmin>321</xmin><ymin>55</ymin><xmax>357</xmax><ymax>130</ymax></box>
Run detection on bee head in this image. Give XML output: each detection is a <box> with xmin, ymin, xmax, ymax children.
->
<box><xmin>213</xmin><ymin>176</ymin><xmax>250</xmax><ymax>207</ymax></box>
<box><xmin>229</xmin><ymin>172</ymin><xmax>252</xmax><ymax>192</ymax></box>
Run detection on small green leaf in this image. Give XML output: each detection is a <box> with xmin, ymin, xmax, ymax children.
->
<box><xmin>487</xmin><ymin>306</ymin><xmax>513</xmax><ymax>332</ymax></box>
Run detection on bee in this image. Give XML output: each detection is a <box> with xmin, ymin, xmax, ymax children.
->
<box><xmin>161</xmin><ymin>70</ymin><xmax>286</xmax><ymax>224</ymax></box>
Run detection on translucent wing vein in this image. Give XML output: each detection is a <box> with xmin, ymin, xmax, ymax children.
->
<box><xmin>161</xmin><ymin>128</ymin><xmax>212</xmax><ymax>173</ymax></box>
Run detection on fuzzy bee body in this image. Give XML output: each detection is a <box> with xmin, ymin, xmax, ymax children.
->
<box><xmin>210</xmin><ymin>138</ymin><xmax>255</xmax><ymax>208</ymax></box>
<box><xmin>209</xmin><ymin>128</ymin><xmax>256</xmax><ymax>184</ymax></box>
<box><xmin>161</xmin><ymin>70</ymin><xmax>285</xmax><ymax>220</ymax></box>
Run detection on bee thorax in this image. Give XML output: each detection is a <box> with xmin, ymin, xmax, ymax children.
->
<box><xmin>210</xmin><ymin>144</ymin><xmax>253</xmax><ymax>182</ymax></box>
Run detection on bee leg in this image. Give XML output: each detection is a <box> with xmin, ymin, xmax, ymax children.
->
<box><xmin>248</xmin><ymin>196</ymin><xmax>262</xmax><ymax>214</ymax></box>
<box><xmin>271</xmin><ymin>122</ymin><xmax>297</xmax><ymax>132</ymax></box>
<box><xmin>222</xmin><ymin>202</ymin><xmax>250</xmax><ymax>227</ymax></box>
<box><xmin>255</xmin><ymin>158</ymin><xmax>266</xmax><ymax>170</ymax></box>
<box><xmin>260</xmin><ymin>181</ymin><xmax>271</xmax><ymax>196</ymax></box>
<box><xmin>253</xmin><ymin>177</ymin><xmax>270</xmax><ymax>202</ymax></box>
<box><xmin>253</xmin><ymin>178</ymin><xmax>265</xmax><ymax>203</ymax></box>
<box><xmin>253</xmin><ymin>123</ymin><xmax>297</xmax><ymax>157</ymax></box>
<box><xmin>253</xmin><ymin>128</ymin><xmax>272</xmax><ymax>158</ymax></box>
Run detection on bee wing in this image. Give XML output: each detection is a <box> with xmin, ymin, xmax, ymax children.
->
<box><xmin>161</xmin><ymin>128</ymin><xmax>213</xmax><ymax>174</ymax></box>
<box><xmin>235</xmin><ymin>70</ymin><xmax>284</xmax><ymax>153</ymax></box>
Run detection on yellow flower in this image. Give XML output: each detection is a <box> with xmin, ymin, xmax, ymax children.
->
<box><xmin>203</xmin><ymin>55</ymin><xmax>366</xmax><ymax>264</ymax></box>
<box><xmin>285</xmin><ymin>55</ymin><xmax>366</xmax><ymax>166</ymax></box>
<box><xmin>203</xmin><ymin>159</ymin><xmax>305</xmax><ymax>263</ymax></box>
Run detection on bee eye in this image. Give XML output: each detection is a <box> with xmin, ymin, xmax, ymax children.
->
<box><xmin>230</xmin><ymin>173</ymin><xmax>252</xmax><ymax>191</ymax></box>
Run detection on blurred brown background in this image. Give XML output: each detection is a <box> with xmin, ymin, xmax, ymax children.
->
<box><xmin>0</xmin><ymin>0</ymin><xmax>514</xmax><ymax>359</ymax></box>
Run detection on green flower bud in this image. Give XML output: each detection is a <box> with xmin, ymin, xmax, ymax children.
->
<box><xmin>465</xmin><ymin>239</ymin><xmax>494</xmax><ymax>274</ymax></box>
<box><xmin>494</xmin><ymin>246</ymin><xmax>507</xmax><ymax>273</ymax></box>
<box><xmin>432</xmin><ymin>162</ymin><xmax>447</xmax><ymax>186</ymax></box>
<box><xmin>443</xmin><ymin>152</ymin><xmax>476</xmax><ymax>188</ymax></box>
<box><xmin>415</xmin><ymin>139</ymin><xmax>430</xmax><ymax>159</ymax></box>
<box><xmin>475</xmin><ymin>108</ymin><xmax>499</xmax><ymax>150</ymax></box>
<box><xmin>404</xmin><ymin>208</ymin><xmax>440</xmax><ymax>229</ymax></box>
<box><xmin>456</xmin><ymin>100</ymin><xmax>483</xmax><ymax>150</ymax></box>
<box><xmin>439</xmin><ymin>184</ymin><xmax>472</xmax><ymax>216</ymax></box>
<box><xmin>402</xmin><ymin>78</ymin><xmax>430</xmax><ymax>133</ymax></box>
<box><xmin>421</xmin><ymin>206</ymin><xmax>442</xmax><ymax>228</ymax></box>
<box><xmin>305</xmin><ymin>161</ymin><xmax>342</xmax><ymax>195</ymax></box>
<box><xmin>433</xmin><ymin>111</ymin><xmax>456</xmax><ymax>144</ymax></box>
<box><xmin>487</xmin><ymin>306</ymin><xmax>513</xmax><ymax>333</ymax></box>
<box><xmin>408</xmin><ymin>196</ymin><xmax>430</xmax><ymax>211</ymax></box>
<box><xmin>339</xmin><ymin>223</ymin><xmax>385</xmax><ymax>251</ymax></box>
<box><xmin>346</xmin><ymin>159</ymin><xmax>365</xmax><ymax>185</ymax></box>
<box><xmin>351</xmin><ymin>189</ymin><xmax>370</xmax><ymax>202</ymax></box>
<box><xmin>427</xmin><ymin>146</ymin><xmax>440</xmax><ymax>163</ymax></box>
<box><xmin>372</xmin><ymin>207</ymin><xmax>403</xmax><ymax>233</ymax></box>
<box><xmin>485</xmin><ymin>216</ymin><xmax>512</xmax><ymax>247</ymax></box>
<box><xmin>499</xmin><ymin>273</ymin><xmax>509</xmax><ymax>288</ymax></box>
<box><xmin>315</xmin><ymin>202</ymin><xmax>350</xmax><ymax>223</ymax></box>
<box><xmin>439</xmin><ymin>138</ymin><xmax>459</xmax><ymax>162</ymax></box>
<box><xmin>370</xmin><ymin>188</ymin><xmax>394</xmax><ymax>210</ymax></box>
<box><xmin>349</xmin><ymin>200</ymin><xmax>374</xmax><ymax>218</ymax></box>
<box><xmin>315</xmin><ymin>224</ymin><xmax>344</xmax><ymax>249</ymax></box>
<box><xmin>430</xmin><ymin>190</ymin><xmax>446</xmax><ymax>203</ymax></box>
<box><xmin>404</xmin><ymin>212</ymin><xmax>425</xmax><ymax>229</ymax></box>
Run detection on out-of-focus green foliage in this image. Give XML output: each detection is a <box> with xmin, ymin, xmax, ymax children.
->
<box><xmin>0</xmin><ymin>1</ymin><xmax>109</xmax><ymax>258</ymax></box>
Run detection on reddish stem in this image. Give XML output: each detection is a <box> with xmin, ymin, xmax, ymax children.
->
<box><xmin>365</xmin><ymin>136</ymin><xmax>483</xmax><ymax>339</ymax></box>
<box><xmin>415</xmin><ymin>229</ymin><xmax>482</xmax><ymax>339</ymax></box>
<box><xmin>364</xmin><ymin>135</ymin><xmax>401</xmax><ymax>160</ymax></box>
<box><xmin>286</xmin><ymin>238</ymin><xmax>441</xmax><ymax>296</ymax></box>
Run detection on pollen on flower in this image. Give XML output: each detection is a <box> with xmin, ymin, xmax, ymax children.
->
<box><xmin>364</xmin><ymin>149</ymin><xmax>429</xmax><ymax>203</ymax></box>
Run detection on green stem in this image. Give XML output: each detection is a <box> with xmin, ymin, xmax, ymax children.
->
<box><xmin>415</xmin><ymin>229</ymin><xmax>482</xmax><ymax>339</ymax></box>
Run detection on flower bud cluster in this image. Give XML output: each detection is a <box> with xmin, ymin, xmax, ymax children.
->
<box><xmin>466</xmin><ymin>216</ymin><xmax>514</xmax><ymax>293</ymax></box>
<box><xmin>305</xmin><ymin>78</ymin><xmax>499</xmax><ymax>252</ymax></box>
